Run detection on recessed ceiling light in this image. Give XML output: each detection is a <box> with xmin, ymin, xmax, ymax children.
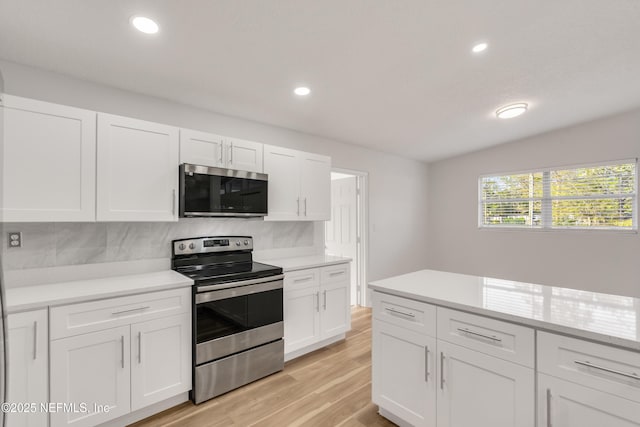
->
<box><xmin>131</xmin><ymin>16</ymin><xmax>159</xmax><ymax>34</ymax></box>
<box><xmin>294</xmin><ymin>87</ymin><xmax>311</xmax><ymax>96</ymax></box>
<box><xmin>472</xmin><ymin>42</ymin><xmax>488</xmax><ymax>53</ymax></box>
<box><xmin>496</xmin><ymin>103</ymin><xmax>528</xmax><ymax>119</ymax></box>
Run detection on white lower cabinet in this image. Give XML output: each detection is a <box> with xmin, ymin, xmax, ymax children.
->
<box><xmin>284</xmin><ymin>284</ymin><xmax>320</xmax><ymax>352</ymax></box>
<box><xmin>49</xmin><ymin>289</ymin><xmax>191</xmax><ymax>427</ymax></box>
<box><xmin>50</xmin><ymin>326</ymin><xmax>131</xmax><ymax>427</ymax></box>
<box><xmin>372</xmin><ymin>291</ymin><xmax>534</xmax><ymax>427</ymax></box>
<box><xmin>283</xmin><ymin>263</ymin><xmax>351</xmax><ymax>358</ymax></box>
<box><xmin>436</xmin><ymin>340</ymin><xmax>534</xmax><ymax>427</ymax></box>
<box><xmin>372</xmin><ymin>320</ymin><xmax>436</xmax><ymax>427</ymax></box>
<box><xmin>538</xmin><ymin>373</ymin><xmax>640</xmax><ymax>427</ymax></box>
<box><xmin>7</xmin><ymin>309</ymin><xmax>49</xmax><ymax>427</ymax></box>
<box><xmin>130</xmin><ymin>314</ymin><xmax>191</xmax><ymax>411</ymax></box>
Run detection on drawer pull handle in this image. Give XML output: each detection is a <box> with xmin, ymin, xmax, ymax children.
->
<box><xmin>293</xmin><ymin>275</ymin><xmax>313</xmax><ymax>283</ymax></box>
<box><xmin>329</xmin><ymin>271</ymin><xmax>345</xmax><ymax>276</ymax></box>
<box><xmin>574</xmin><ymin>360</ymin><xmax>640</xmax><ymax>381</ymax></box>
<box><xmin>457</xmin><ymin>327</ymin><xmax>502</xmax><ymax>343</ymax></box>
<box><xmin>112</xmin><ymin>306</ymin><xmax>151</xmax><ymax>315</ymax></box>
<box><xmin>385</xmin><ymin>307</ymin><xmax>415</xmax><ymax>318</ymax></box>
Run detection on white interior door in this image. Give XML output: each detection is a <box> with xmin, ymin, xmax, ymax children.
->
<box><xmin>325</xmin><ymin>176</ymin><xmax>358</xmax><ymax>305</ymax></box>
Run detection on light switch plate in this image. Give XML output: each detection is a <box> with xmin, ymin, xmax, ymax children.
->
<box><xmin>7</xmin><ymin>232</ymin><xmax>22</xmax><ymax>248</ymax></box>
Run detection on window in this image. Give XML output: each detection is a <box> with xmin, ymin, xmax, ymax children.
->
<box><xmin>479</xmin><ymin>160</ymin><xmax>637</xmax><ymax>230</ymax></box>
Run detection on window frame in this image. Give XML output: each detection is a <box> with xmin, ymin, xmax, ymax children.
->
<box><xmin>478</xmin><ymin>158</ymin><xmax>638</xmax><ymax>232</ymax></box>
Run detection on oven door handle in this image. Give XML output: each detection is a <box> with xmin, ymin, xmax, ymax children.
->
<box><xmin>196</xmin><ymin>275</ymin><xmax>284</xmax><ymax>304</ymax></box>
<box><xmin>196</xmin><ymin>274</ymin><xmax>285</xmax><ymax>293</ymax></box>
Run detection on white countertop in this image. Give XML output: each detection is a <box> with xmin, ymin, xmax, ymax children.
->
<box><xmin>257</xmin><ymin>254</ymin><xmax>351</xmax><ymax>272</ymax></box>
<box><xmin>370</xmin><ymin>269</ymin><xmax>640</xmax><ymax>351</ymax></box>
<box><xmin>5</xmin><ymin>270</ymin><xmax>193</xmax><ymax>313</ymax></box>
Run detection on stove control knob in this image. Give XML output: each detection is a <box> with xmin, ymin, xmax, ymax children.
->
<box><xmin>189</xmin><ymin>243</ymin><xmax>196</xmax><ymax>250</ymax></box>
<box><xmin>178</xmin><ymin>243</ymin><xmax>186</xmax><ymax>251</ymax></box>
<box><xmin>235</xmin><ymin>241</ymin><xmax>241</xmax><ymax>247</ymax></box>
<box><xmin>244</xmin><ymin>240</ymin><xmax>249</xmax><ymax>246</ymax></box>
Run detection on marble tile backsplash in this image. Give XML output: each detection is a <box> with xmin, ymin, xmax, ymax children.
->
<box><xmin>0</xmin><ymin>219</ymin><xmax>318</xmax><ymax>270</ymax></box>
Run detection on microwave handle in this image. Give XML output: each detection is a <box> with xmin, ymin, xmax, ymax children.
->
<box><xmin>172</xmin><ymin>189</ymin><xmax>176</xmax><ymax>215</ymax></box>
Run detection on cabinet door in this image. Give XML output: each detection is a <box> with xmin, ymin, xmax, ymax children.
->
<box><xmin>372</xmin><ymin>320</ymin><xmax>436</xmax><ymax>427</ymax></box>
<box><xmin>284</xmin><ymin>286</ymin><xmax>320</xmax><ymax>354</ymax></box>
<box><xmin>7</xmin><ymin>310</ymin><xmax>48</xmax><ymax>427</ymax></box>
<box><xmin>320</xmin><ymin>279</ymin><xmax>350</xmax><ymax>339</ymax></box>
<box><xmin>226</xmin><ymin>138</ymin><xmax>263</xmax><ymax>173</ymax></box>
<box><xmin>299</xmin><ymin>152</ymin><xmax>330</xmax><ymax>221</ymax></box>
<box><xmin>179</xmin><ymin>128</ymin><xmax>224</xmax><ymax>168</ymax></box>
<box><xmin>1</xmin><ymin>95</ymin><xmax>96</xmax><ymax>222</ymax></box>
<box><xmin>50</xmin><ymin>326</ymin><xmax>130</xmax><ymax>427</ymax></box>
<box><xmin>131</xmin><ymin>313</ymin><xmax>191</xmax><ymax>411</ymax></box>
<box><xmin>538</xmin><ymin>373</ymin><xmax>640</xmax><ymax>427</ymax></box>
<box><xmin>97</xmin><ymin>113</ymin><xmax>179</xmax><ymax>221</ymax></box>
<box><xmin>437</xmin><ymin>340</ymin><xmax>534</xmax><ymax>427</ymax></box>
<box><xmin>263</xmin><ymin>144</ymin><xmax>300</xmax><ymax>220</ymax></box>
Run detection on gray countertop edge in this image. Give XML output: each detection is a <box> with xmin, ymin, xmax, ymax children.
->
<box><xmin>281</xmin><ymin>258</ymin><xmax>352</xmax><ymax>272</ymax></box>
<box><xmin>369</xmin><ymin>284</ymin><xmax>640</xmax><ymax>353</ymax></box>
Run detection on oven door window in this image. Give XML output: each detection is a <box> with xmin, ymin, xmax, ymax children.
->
<box><xmin>196</xmin><ymin>288</ymin><xmax>283</xmax><ymax>343</ymax></box>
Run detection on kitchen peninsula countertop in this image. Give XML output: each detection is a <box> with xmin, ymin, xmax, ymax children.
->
<box><xmin>5</xmin><ymin>270</ymin><xmax>193</xmax><ymax>313</ymax></box>
<box><xmin>370</xmin><ymin>269</ymin><xmax>640</xmax><ymax>351</ymax></box>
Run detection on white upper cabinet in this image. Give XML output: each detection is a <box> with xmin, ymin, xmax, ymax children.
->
<box><xmin>180</xmin><ymin>129</ymin><xmax>263</xmax><ymax>173</ymax></box>
<box><xmin>179</xmin><ymin>129</ymin><xmax>225</xmax><ymax>168</ymax></box>
<box><xmin>97</xmin><ymin>113</ymin><xmax>179</xmax><ymax>221</ymax></box>
<box><xmin>263</xmin><ymin>144</ymin><xmax>331</xmax><ymax>221</ymax></box>
<box><xmin>1</xmin><ymin>95</ymin><xmax>96</xmax><ymax>222</ymax></box>
<box><xmin>300</xmin><ymin>152</ymin><xmax>331</xmax><ymax>220</ymax></box>
<box><xmin>263</xmin><ymin>145</ymin><xmax>300</xmax><ymax>220</ymax></box>
<box><xmin>225</xmin><ymin>137</ymin><xmax>263</xmax><ymax>173</ymax></box>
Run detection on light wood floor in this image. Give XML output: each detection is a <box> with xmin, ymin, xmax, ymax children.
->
<box><xmin>130</xmin><ymin>306</ymin><xmax>394</xmax><ymax>427</ymax></box>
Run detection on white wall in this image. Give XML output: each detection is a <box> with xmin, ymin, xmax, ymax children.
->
<box><xmin>0</xmin><ymin>59</ymin><xmax>430</xmax><ymax>283</ymax></box>
<box><xmin>426</xmin><ymin>109</ymin><xmax>640</xmax><ymax>297</ymax></box>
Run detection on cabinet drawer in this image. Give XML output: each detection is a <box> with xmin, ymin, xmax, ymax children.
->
<box><xmin>284</xmin><ymin>268</ymin><xmax>320</xmax><ymax>290</ymax></box>
<box><xmin>437</xmin><ymin>307</ymin><xmax>534</xmax><ymax>368</ymax></box>
<box><xmin>50</xmin><ymin>287</ymin><xmax>191</xmax><ymax>340</ymax></box>
<box><xmin>538</xmin><ymin>331</ymin><xmax>640</xmax><ymax>403</ymax></box>
<box><xmin>373</xmin><ymin>291</ymin><xmax>436</xmax><ymax>337</ymax></box>
<box><xmin>320</xmin><ymin>263</ymin><xmax>350</xmax><ymax>285</ymax></box>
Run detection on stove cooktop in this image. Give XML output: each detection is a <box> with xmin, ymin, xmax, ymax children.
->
<box><xmin>176</xmin><ymin>261</ymin><xmax>282</xmax><ymax>286</ymax></box>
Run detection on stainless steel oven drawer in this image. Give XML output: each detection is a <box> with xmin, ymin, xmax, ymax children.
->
<box><xmin>196</xmin><ymin>321</ymin><xmax>284</xmax><ymax>365</ymax></box>
<box><xmin>194</xmin><ymin>339</ymin><xmax>284</xmax><ymax>404</ymax></box>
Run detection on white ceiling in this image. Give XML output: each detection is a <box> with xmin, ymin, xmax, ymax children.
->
<box><xmin>1</xmin><ymin>0</ymin><xmax>639</xmax><ymax>162</ymax></box>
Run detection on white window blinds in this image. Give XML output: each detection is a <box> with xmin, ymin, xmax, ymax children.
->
<box><xmin>479</xmin><ymin>160</ymin><xmax>637</xmax><ymax>230</ymax></box>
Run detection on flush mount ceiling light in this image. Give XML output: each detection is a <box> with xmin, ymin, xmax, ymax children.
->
<box><xmin>472</xmin><ymin>42</ymin><xmax>488</xmax><ymax>53</ymax></box>
<box><xmin>294</xmin><ymin>86</ymin><xmax>311</xmax><ymax>96</ymax></box>
<box><xmin>131</xmin><ymin>16</ymin><xmax>159</xmax><ymax>34</ymax></box>
<box><xmin>496</xmin><ymin>103</ymin><xmax>528</xmax><ymax>119</ymax></box>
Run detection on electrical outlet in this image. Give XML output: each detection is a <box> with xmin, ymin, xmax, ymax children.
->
<box><xmin>7</xmin><ymin>232</ymin><xmax>22</xmax><ymax>248</ymax></box>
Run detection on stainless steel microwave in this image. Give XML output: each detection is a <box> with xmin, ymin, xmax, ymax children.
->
<box><xmin>179</xmin><ymin>163</ymin><xmax>268</xmax><ymax>217</ymax></box>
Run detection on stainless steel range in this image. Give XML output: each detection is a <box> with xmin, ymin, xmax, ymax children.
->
<box><xmin>171</xmin><ymin>236</ymin><xmax>284</xmax><ymax>404</ymax></box>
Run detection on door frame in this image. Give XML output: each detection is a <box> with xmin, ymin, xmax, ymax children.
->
<box><xmin>327</xmin><ymin>167</ymin><xmax>370</xmax><ymax>307</ymax></box>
